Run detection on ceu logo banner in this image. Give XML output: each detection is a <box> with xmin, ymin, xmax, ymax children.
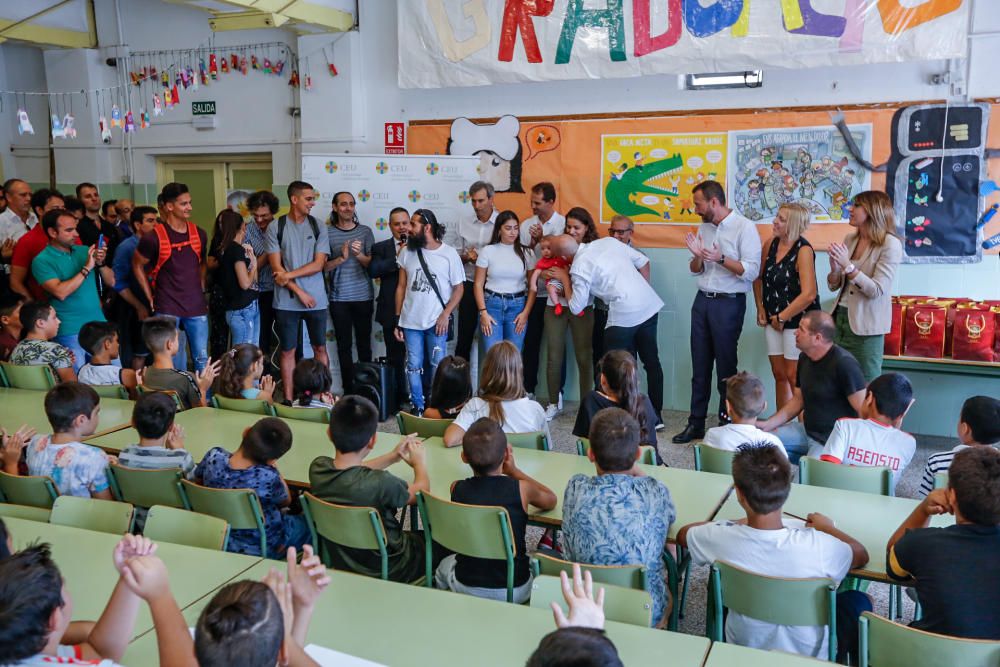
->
<box><xmin>325</xmin><ymin>161</ymin><xmax>338</xmax><ymax>174</ymax></box>
<box><xmin>375</xmin><ymin>217</ymin><xmax>388</xmax><ymax>231</ymax></box>
<box><xmin>357</xmin><ymin>189</ymin><xmax>372</xmax><ymax>202</ymax></box>
<box><xmin>426</xmin><ymin>162</ymin><xmax>440</xmax><ymax>175</ymax></box>
<box><xmin>408</xmin><ymin>190</ymin><xmax>422</xmax><ymax>203</ymax></box>
<box><xmin>375</xmin><ymin>161</ymin><xmax>389</xmax><ymax>175</ymax></box>
<box><xmin>457</xmin><ymin>190</ymin><xmax>470</xmax><ymax>203</ymax></box>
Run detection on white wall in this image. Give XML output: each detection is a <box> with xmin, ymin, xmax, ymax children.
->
<box><xmin>1</xmin><ymin>44</ymin><xmax>49</xmax><ymax>183</ymax></box>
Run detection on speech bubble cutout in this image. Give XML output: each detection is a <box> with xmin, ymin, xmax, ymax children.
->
<box><xmin>687</xmin><ymin>156</ymin><xmax>704</xmax><ymax>170</ymax></box>
<box><xmin>641</xmin><ymin>195</ymin><xmax>660</xmax><ymax>205</ymax></box>
<box><xmin>706</xmin><ymin>150</ymin><xmax>723</xmax><ymax>164</ymax></box>
<box><xmin>524</xmin><ymin>124</ymin><xmax>561</xmax><ymax>161</ymax></box>
<box><xmin>650</xmin><ymin>148</ymin><xmax>668</xmax><ymax>159</ymax></box>
<box><xmin>607</xmin><ymin>150</ymin><xmax>622</xmax><ymax>164</ymax></box>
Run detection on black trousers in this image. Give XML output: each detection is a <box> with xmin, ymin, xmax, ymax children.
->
<box><xmin>380</xmin><ymin>320</ymin><xmax>408</xmax><ymax>403</ymax></box>
<box><xmin>329</xmin><ymin>300</ymin><xmax>374</xmax><ymax>393</ymax></box>
<box><xmin>689</xmin><ymin>291</ymin><xmax>746</xmax><ymax>426</ymax></box>
<box><xmin>592</xmin><ymin>306</ymin><xmax>609</xmax><ymax>389</ymax></box>
<box><xmin>455</xmin><ymin>280</ymin><xmax>478</xmax><ymax>361</ymax></box>
<box><xmin>258</xmin><ymin>290</ymin><xmax>278</xmax><ymax>375</ymax></box>
<box><xmin>522</xmin><ymin>298</ymin><xmax>547</xmax><ymax>394</ymax></box>
<box><xmin>605</xmin><ymin>313</ymin><xmax>664</xmax><ymax>418</ymax></box>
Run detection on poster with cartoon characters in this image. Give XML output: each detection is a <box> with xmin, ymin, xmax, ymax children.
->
<box><xmin>728</xmin><ymin>125</ymin><xmax>872</xmax><ymax>223</ymax></box>
<box><xmin>600</xmin><ymin>132</ymin><xmax>727</xmax><ymax>225</ymax></box>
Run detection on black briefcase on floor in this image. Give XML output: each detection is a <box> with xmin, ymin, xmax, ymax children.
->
<box><xmin>353</xmin><ymin>359</ymin><xmax>398</xmax><ymax>422</ymax></box>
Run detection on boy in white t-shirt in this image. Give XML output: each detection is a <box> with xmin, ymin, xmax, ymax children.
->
<box><xmin>76</xmin><ymin>321</ymin><xmax>137</xmax><ymax>394</ymax></box>
<box><xmin>817</xmin><ymin>372</ymin><xmax>916</xmax><ymax>493</ymax></box>
<box><xmin>703</xmin><ymin>372</ymin><xmax>786</xmax><ymax>457</ymax></box>
<box><xmin>678</xmin><ymin>444</ymin><xmax>871</xmax><ymax>662</ymax></box>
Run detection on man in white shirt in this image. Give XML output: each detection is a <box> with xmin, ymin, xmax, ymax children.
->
<box><xmin>674</xmin><ymin>180</ymin><xmax>761</xmax><ymax>444</ymax></box>
<box><xmin>520</xmin><ymin>182</ymin><xmax>566</xmax><ymax>398</ymax></box>
<box><xmin>449</xmin><ymin>180</ymin><xmax>498</xmax><ymax>361</ymax></box>
<box><xmin>678</xmin><ymin>444</ymin><xmax>871</xmax><ymax>663</ymax></box>
<box><xmin>394</xmin><ymin>208</ymin><xmax>465</xmax><ymax>415</ymax></box>
<box><xmin>0</xmin><ymin>179</ymin><xmax>38</xmax><ymax>282</ymax></box>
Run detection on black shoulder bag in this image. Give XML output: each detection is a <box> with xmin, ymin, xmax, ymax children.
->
<box><xmin>415</xmin><ymin>248</ymin><xmax>455</xmax><ymax>341</ymax></box>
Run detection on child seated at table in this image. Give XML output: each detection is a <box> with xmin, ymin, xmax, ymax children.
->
<box><xmin>193</xmin><ymin>417</ymin><xmax>309</xmax><ymax>559</ymax></box>
<box><xmin>920</xmin><ymin>395</ymin><xmax>1000</xmax><ymax>496</ymax></box>
<box><xmin>423</xmin><ymin>355</ymin><xmax>472</xmax><ymax>419</ymax></box>
<box><xmin>435</xmin><ymin>418</ymin><xmax>556</xmax><ymax>603</ymax></box>
<box><xmin>8</xmin><ymin>301</ymin><xmax>75</xmax><ymax>383</ymax></box>
<box><xmin>308</xmin><ymin>395</ymin><xmax>430</xmax><ymax>583</ymax></box>
<box><xmin>140</xmin><ymin>316</ymin><xmax>219</xmax><ymax>410</ymax></box>
<box><xmin>117</xmin><ymin>392</ymin><xmax>195</xmax><ymax>477</ymax></box>
<box><xmin>290</xmin><ymin>358</ymin><xmax>336</xmax><ymax>409</ymax></box>
<box><xmin>194</xmin><ymin>545</ymin><xmax>330</xmax><ymax>667</ymax></box>
<box><xmin>6</xmin><ymin>383</ymin><xmax>114</xmax><ymax>499</ymax></box>
<box><xmin>703</xmin><ymin>372</ymin><xmax>786</xmax><ymax>457</ymax></box>
<box><xmin>817</xmin><ymin>372</ymin><xmax>916</xmax><ymax>494</ymax></box>
<box><xmin>0</xmin><ymin>534</ymin><xmax>183</xmax><ymax>667</ymax></box>
<box><xmin>677</xmin><ymin>443</ymin><xmax>871</xmax><ymax>662</ymax></box>
<box><xmin>888</xmin><ymin>446</ymin><xmax>1000</xmax><ymax>640</ymax></box>
<box><xmin>0</xmin><ymin>292</ymin><xmax>24</xmax><ymax>362</ymax></box>
<box><xmin>76</xmin><ymin>321</ymin><xmax>137</xmax><ymax>393</ymax></box>
<box><xmin>561</xmin><ymin>407</ymin><xmax>675</xmax><ymax>628</ymax></box>
<box><xmin>214</xmin><ymin>343</ymin><xmax>275</xmax><ymax>402</ymax></box>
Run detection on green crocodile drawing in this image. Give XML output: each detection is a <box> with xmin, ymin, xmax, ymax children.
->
<box><xmin>604</xmin><ymin>153</ymin><xmax>683</xmax><ymax>218</ymax></box>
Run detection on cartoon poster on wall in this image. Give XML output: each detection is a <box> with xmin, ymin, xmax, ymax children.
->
<box><xmin>728</xmin><ymin>125</ymin><xmax>872</xmax><ymax>223</ymax></box>
<box><xmin>600</xmin><ymin>133</ymin><xmax>727</xmax><ymax>225</ymax></box>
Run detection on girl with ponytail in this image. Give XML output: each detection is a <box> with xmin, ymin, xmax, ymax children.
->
<box><xmin>215</xmin><ymin>344</ymin><xmax>274</xmax><ymax>402</ymax></box>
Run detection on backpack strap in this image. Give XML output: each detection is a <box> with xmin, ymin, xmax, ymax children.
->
<box><xmin>148</xmin><ymin>223</ymin><xmax>203</xmax><ymax>289</ymax></box>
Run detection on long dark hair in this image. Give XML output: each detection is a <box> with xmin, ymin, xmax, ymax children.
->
<box><xmin>566</xmin><ymin>206</ymin><xmax>599</xmax><ymax>243</ymax></box>
<box><xmin>599</xmin><ymin>350</ymin><xmax>648</xmax><ymax>443</ymax></box>
<box><xmin>490</xmin><ymin>210</ymin><xmax>529</xmax><ymax>269</ymax></box>
<box><xmin>215</xmin><ymin>209</ymin><xmax>246</xmax><ymax>253</ymax></box>
<box><xmin>413</xmin><ymin>208</ymin><xmax>445</xmax><ymax>241</ymax></box>
<box><xmin>292</xmin><ymin>358</ymin><xmax>332</xmax><ymax>406</ymax></box>
<box><xmin>215</xmin><ymin>344</ymin><xmax>263</xmax><ymax>399</ymax></box>
<box><xmin>428</xmin><ymin>356</ymin><xmax>472</xmax><ymax>414</ymax></box>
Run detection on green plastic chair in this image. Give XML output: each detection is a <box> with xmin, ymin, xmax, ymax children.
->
<box><xmin>136</xmin><ymin>386</ymin><xmax>185</xmax><ymax>410</ymax></box>
<box><xmin>531</xmin><ymin>552</ymin><xmax>647</xmax><ymax>590</ymax></box>
<box><xmin>0</xmin><ymin>363</ymin><xmax>8</xmax><ymax>387</ymax></box>
<box><xmin>933</xmin><ymin>472</ymin><xmax>948</xmax><ymax>490</ymax></box>
<box><xmin>0</xmin><ymin>503</ymin><xmax>52</xmax><ymax>522</ymax></box>
<box><xmin>143</xmin><ymin>505</ymin><xmax>229</xmax><ymax>551</ymax></box>
<box><xmin>273</xmin><ymin>403</ymin><xmax>330</xmax><ymax>423</ymax></box>
<box><xmin>417</xmin><ymin>491</ymin><xmax>516</xmax><ymax>602</ymax></box>
<box><xmin>0</xmin><ymin>362</ymin><xmax>57</xmax><ymax>390</ymax></box>
<box><xmin>799</xmin><ymin>457</ymin><xmax>893</xmax><ymax>496</ymax></box>
<box><xmin>212</xmin><ymin>395</ymin><xmax>275</xmax><ymax>416</ymax></box>
<box><xmin>396</xmin><ymin>412</ymin><xmax>454</xmax><ymax>438</ymax></box>
<box><xmin>50</xmin><ymin>496</ymin><xmax>135</xmax><ymax>535</ymax></box>
<box><xmin>576</xmin><ymin>438</ymin><xmax>656</xmax><ymax>465</ymax></box>
<box><xmin>708</xmin><ymin>560</ymin><xmax>838</xmax><ymax>662</ymax></box>
<box><xmin>507</xmin><ymin>431</ymin><xmax>550</xmax><ymax>452</ymax></box>
<box><xmin>90</xmin><ymin>384</ymin><xmax>129</xmax><ymax>399</ymax></box>
<box><xmin>107</xmin><ymin>465</ymin><xmax>189</xmax><ymax>510</ymax></box>
<box><xmin>0</xmin><ymin>471</ymin><xmax>58</xmax><ymax>508</ymax></box>
<box><xmin>859</xmin><ymin>611</ymin><xmax>1000</xmax><ymax>667</ymax></box>
<box><xmin>693</xmin><ymin>443</ymin><xmax>736</xmax><ymax>474</ymax></box>
<box><xmin>180</xmin><ymin>479</ymin><xmax>268</xmax><ymax>556</ymax></box>
<box><xmin>530</xmin><ymin>574</ymin><xmax>654</xmax><ymax>627</ymax></box>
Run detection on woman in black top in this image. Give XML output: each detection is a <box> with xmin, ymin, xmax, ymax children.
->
<box><xmin>753</xmin><ymin>202</ymin><xmax>820</xmax><ymax>410</ymax></box>
<box><xmin>216</xmin><ymin>209</ymin><xmax>260</xmax><ymax>346</ymax></box>
<box><xmin>423</xmin><ymin>355</ymin><xmax>472</xmax><ymax>419</ymax></box>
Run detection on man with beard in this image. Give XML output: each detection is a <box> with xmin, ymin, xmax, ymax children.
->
<box><xmin>370</xmin><ymin>207</ymin><xmax>410</xmax><ymax>407</ymax></box>
<box><xmin>672</xmin><ymin>180</ymin><xmax>761</xmax><ymax>444</ymax></box>
<box><xmin>393</xmin><ymin>208</ymin><xmax>464</xmax><ymax>416</ymax></box>
<box><xmin>76</xmin><ymin>182</ymin><xmax>119</xmax><ymax>261</ymax></box>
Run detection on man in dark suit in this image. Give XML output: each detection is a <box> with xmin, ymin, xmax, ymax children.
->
<box><xmin>369</xmin><ymin>206</ymin><xmax>410</xmax><ymax>405</ymax></box>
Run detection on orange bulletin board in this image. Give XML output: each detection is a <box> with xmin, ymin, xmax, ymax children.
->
<box><xmin>409</xmin><ymin>104</ymin><xmax>1000</xmax><ymax>253</ymax></box>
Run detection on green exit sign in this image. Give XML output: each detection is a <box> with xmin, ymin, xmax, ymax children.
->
<box><xmin>192</xmin><ymin>101</ymin><xmax>216</xmax><ymax>116</ymax></box>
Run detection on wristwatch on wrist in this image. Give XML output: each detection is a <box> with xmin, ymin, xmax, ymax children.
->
<box><xmin>845</xmin><ymin>263</ymin><xmax>856</xmax><ymax>275</ymax></box>
<box><xmin>716</xmin><ymin>254</ymin><xmax>726</xmax><ymax>265</ymax></box>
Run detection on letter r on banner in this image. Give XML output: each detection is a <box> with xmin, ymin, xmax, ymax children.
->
<box><xmin>499</xmin><ymin>0</ymin><xmax>555</xmax><ymax>63</ymax></box>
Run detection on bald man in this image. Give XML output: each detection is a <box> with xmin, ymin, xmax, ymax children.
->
<box><xmin>114</xmin><ymin>199</ymin><xmax>135</xmax><ymax>239</ymax></box>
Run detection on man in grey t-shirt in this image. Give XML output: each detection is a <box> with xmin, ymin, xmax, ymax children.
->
<box><xmin>266</xmin><ymin>180</ymin><xmax>330</xmax><ymax>401</ymax></box>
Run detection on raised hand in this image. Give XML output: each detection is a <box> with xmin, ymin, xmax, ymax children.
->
<box><xmin>286</xmin><ymin>545</ymin><xmax>331</xmax><ymax>611</ymax></box>
<box><xmin>113</xmin><ymin>534</ymin><xmax>158</xmax><ymax>575</ymax></box>
<box><xmin>121</xmin><ymin>555</ymin><xmax>171</xmax><ymax>601</ymax></box>
<box><xmin>165</xmin><ymin>423</ymin><xmax>185</xmax><ymax>450</ymax></box>
<box><xmin>552</xmin><ymin>564</ymin><xmax>606</xmax><ymax>630</ymax></box>
<box><xmin>684</xmin><ymin>232</ymin><xmax>704</xmax><ymax>258</ymax></box>
<box><xmin>258</xmin><ymin>375</ymin><xmax>276</xmax><ymax>402</ymax></box>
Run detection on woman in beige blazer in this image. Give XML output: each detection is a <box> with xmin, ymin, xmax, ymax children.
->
<box><xmin>826</xmin><ymin>190</ymin><xmax>902</xmax><ymax>381</ymax></box>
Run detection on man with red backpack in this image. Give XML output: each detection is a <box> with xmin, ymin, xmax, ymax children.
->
<box><xmin>132</xmin><ymin>182</ymin><xmax>210</xmax><ymax>372</ymax></box>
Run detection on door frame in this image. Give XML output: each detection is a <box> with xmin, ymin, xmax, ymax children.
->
<box><xmin>155</xmin><ymin>153</ymin><xmax>273</xmax><ymax>211</ymax></box>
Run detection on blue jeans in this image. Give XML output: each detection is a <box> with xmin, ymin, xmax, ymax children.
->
<box><xmin>159</xmin><ymin>313</ymin><xmax>209</xmax><ymax>372</ymax></box>
<box><xmin>482</xmin><ymin>292</ymin><xmax>527</xmax><ymax>352</ymax></box>
<box><xmin>774</xmin><ymin>422</ymin><xmax>824</xmax><ymax>465</ymax></box>
<box><xmin>226</xmin><ymin>300</ymin><xmax>260</xmax><ymax>346</ymax></box>
<box><xmin>53</xmin><ymin>333</ymin><xmax>124</xmax><ymax>373</ymax></box>
<box><xmin>403</xmin><ymin>326</ymin><xmax>448</xmax><ymax>412</ymax></box>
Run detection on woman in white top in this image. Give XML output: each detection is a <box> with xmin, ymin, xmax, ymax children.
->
<box><xmin>474</xmin><ymin>211</ymin><xmax>535</xmax><ymax>353</ymax></box>
<box><xmin>443</xmin><ymin>341</ymin><xmax>550</xmax><ymax>447</ymax></box>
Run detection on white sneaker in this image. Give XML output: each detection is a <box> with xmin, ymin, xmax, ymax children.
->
<box><xmin>544</xmin><ymin>403</ymin><xmax>561</xmax><ymax>421</ymax></box>
<box><xmin>654</xmin><ymin>422</ymin><xmax>665</xmax><ymax>432</ymax></box>
<box><xmin>557</xmin><ymin>391</ymin><xmax>563</xmax><ymax>411</ymax></box>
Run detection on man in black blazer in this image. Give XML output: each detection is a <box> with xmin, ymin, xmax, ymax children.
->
<box><xmin>369</xmin><ymin>207</ymin><xmax>410</xmax><ymax>405</ymax></box>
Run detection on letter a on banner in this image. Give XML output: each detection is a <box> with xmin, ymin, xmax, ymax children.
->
<box><xmin>556</xmin><ymin>0</ymin><xmax>626</xmax><ymax>64</ymax></box>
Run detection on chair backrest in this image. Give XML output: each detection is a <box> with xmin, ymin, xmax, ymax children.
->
<box><xmin>396</xmin><ymin>412</ymin><xmax>453</xmax><ymax>438</ymax></box>
<box><xmin>180</xmin><ymin>479</ymin><xmax>267</xmax><ymax>556</ymax></box>
<box><xmin>0</xmin><ymin>503</ymin><xmax>52</xmax><ymax>522</ymax></box>
<box><xmin>50</xmin><ymin>496</ymin><xmax>135</xmax><ymax>535</ymax></box>
<box><xmin>531</xmin><ymin>552</ymin><xmax>647</xmax><ymax>590</ymax></box>
<box><xmin>530</xmin><ymin>575</ymin><xmax>653</xmax><ymax>627</ymax></box>
<box><xmin>300</xmin><ymin>493</ymin><xmax>388</xmax><ymax>577</ymax></box>
<box><xmin>506</xmin><ymin>431</ymin><xmax>550</xmax><ymax>451</ymax></box>
<box><xmin>89</xmin><ymin>384</ymin><xmax>129</xmax><ymax>399</ymax></box>
<box><xmin>799</xmin><ymin>457</ymin><xmax>893</xmax><ymax>496</ymax></box>
<box><xmin>709</xmin><ymin>561</ymin><xmax>837</xmax><ymax>661</ymax></box>
<box><xmin>273</xmin><ymin>403</ymin><xmax>330</xmax><ymax>423</ymax></box>
<box><xmin>693</xmin><ymin>443</ymin><xmax>736</xmax><ymax>474</ymax></box>
<box><xmin>0</xmin><ymin>363</ymin><xmax>8</xmax><ymax>387</ymax></box>
<box><xmin>577</xmin><ymin>438</ymin><xmax>655</xmax><ymax>466</ymax></box>
<box><xmin>143</xmin><ymin>505</ymin><xmax>229</xmax><ymax>551</ymax></box>
<box><xmin>859</xmin><ymin>611</ymin><xmax>1000</xmax><ymax>667</ymax></box>
<box><xmin>0</xmin><ymin>362</ymin><xmax>56</xmax><ymax>390</ymax></box>
<box><xmin>136</xmin><ymin>386</ymin><xmax>185</xmax><ymax>410</ymax></box>
<box><xmin>933</xmin><ymin>472</ymin><xmax>948</xmax><ymax>490</ymax></box>
<box><xmin>212</xmin><ymin>395</ymin><xmax>275</xmax><ymax>416</ymax></box>
<box><xmin>107</xmin><ymin>465</ymin><xmax>188</xmax><ymax>509</ymax></box>
<box><xmin>0</xmin><ymin>471</ymin><xmax>58</xmax><ymax>508</ymax></box>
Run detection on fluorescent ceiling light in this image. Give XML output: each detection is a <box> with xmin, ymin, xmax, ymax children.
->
<box><xmin>685</xmin><ymin>71</ymin><xmax>764</xmax><ymax>90</ymax></box>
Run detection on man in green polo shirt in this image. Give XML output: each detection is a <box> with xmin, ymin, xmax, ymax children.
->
<box><xmin>31</xmin><ymin>208</ymin><xmax>114</xmax><ymax>372</ymax></box>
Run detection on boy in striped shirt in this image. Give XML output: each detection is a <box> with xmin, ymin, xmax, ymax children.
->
<box><xmin>117</xmin><ymin>392</ymin><xmax>194</xmax><ymax>477</ymax></box>
<box><xmin>920</xmin><ymin>396</ymin><xmax>1000</xmax><ymax>496</ymax></box>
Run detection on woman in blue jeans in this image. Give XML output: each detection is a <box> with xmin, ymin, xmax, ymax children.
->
<box><xmin>473</xmin><ymin>210</ymin><xmax>535</xmax><ymax>353</ymax></box>
<box><xmin>216</xmin><ymin>209</ymin><xmax>260</xmax><ymax>346</ymax></box>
